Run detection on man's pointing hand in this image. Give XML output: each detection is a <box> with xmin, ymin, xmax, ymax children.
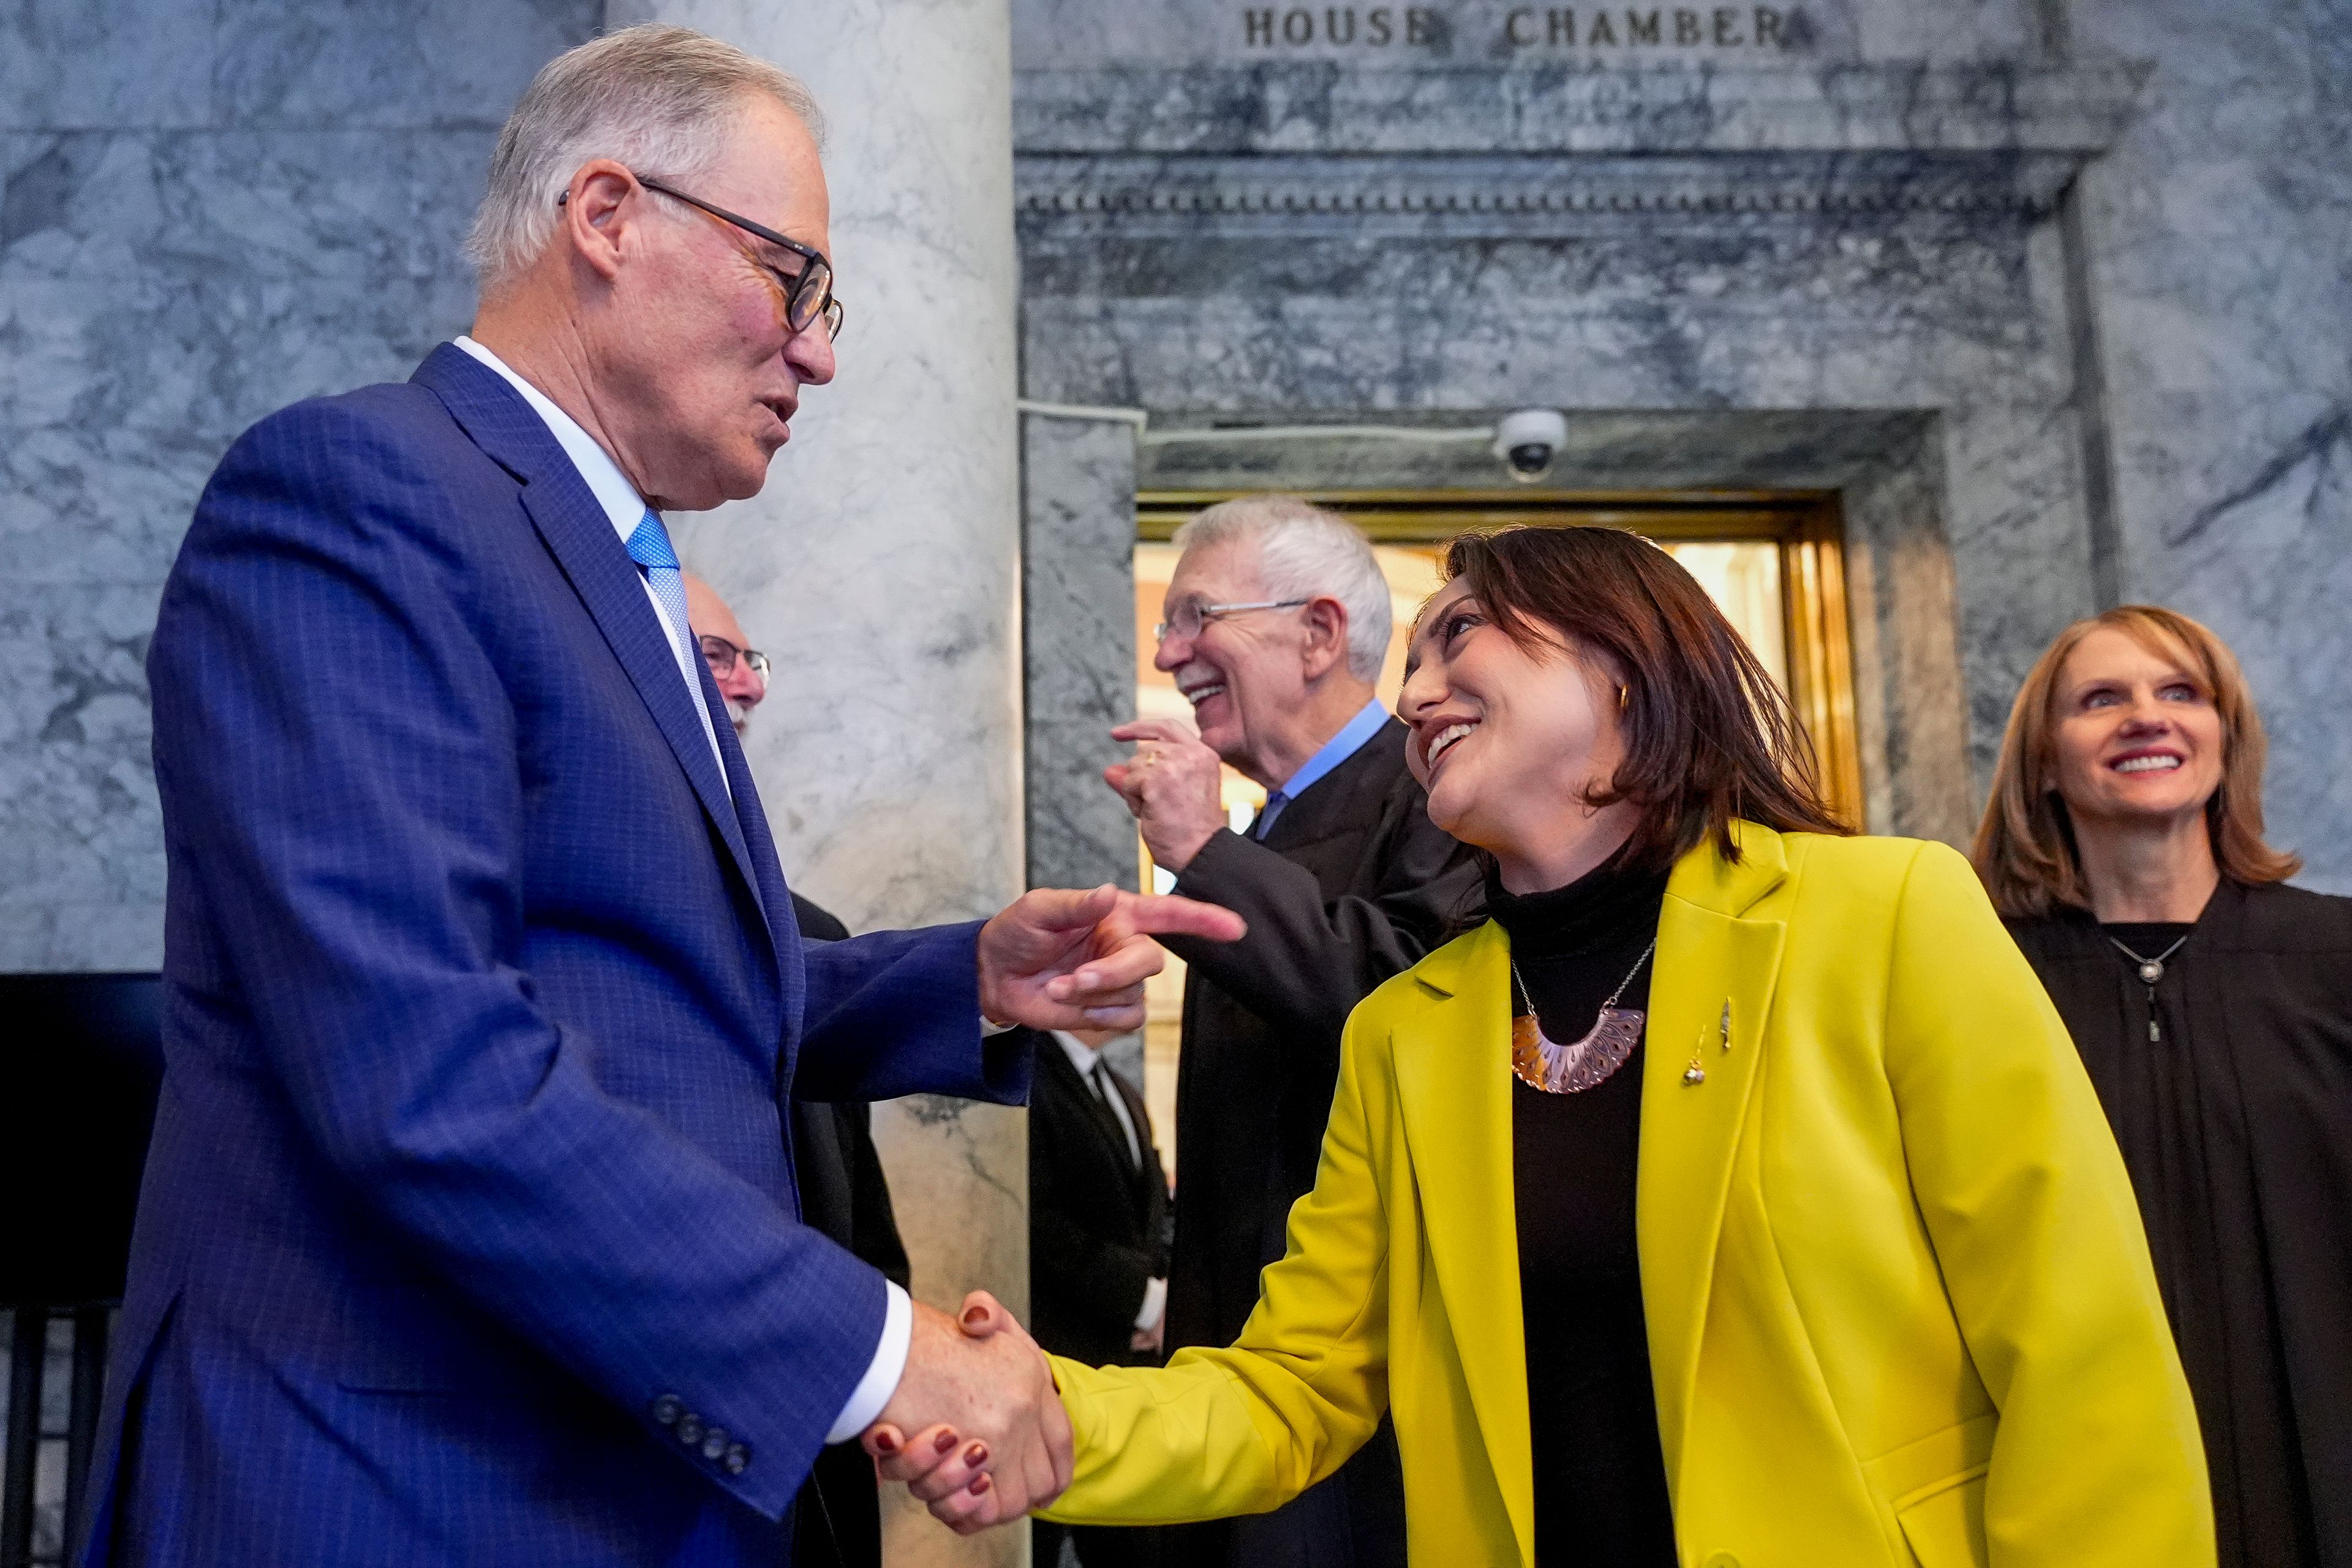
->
<box><xmin>976</xmin><ymin>884</ymin><xmax>1246</xmax><ymax>1033</ymax></box>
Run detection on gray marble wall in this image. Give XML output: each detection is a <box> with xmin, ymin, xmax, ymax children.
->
<box><xmin>1</xmin><ymin>0</ymin><xmax>600</xmax><ymax>970</ymax></box>
<box><xmin>2070</xmin><ymin>0</ymin><xmax>2352</xmax><ymax>891</ymax></box>
<box><xmin>1012</xmin><ymin>0</ymin><xmax>2352</xmax><ymax>893</ymax></box>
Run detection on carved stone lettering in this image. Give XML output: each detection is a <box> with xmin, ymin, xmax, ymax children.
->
<box><xmin>1240</xmin><ymin>2</ymin><xmax>1812</xmax><ymax>48</ymax></box>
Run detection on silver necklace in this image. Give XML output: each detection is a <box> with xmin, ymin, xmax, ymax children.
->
<box><xmin>1509</xmin><ymin>940</ymin><xmax>1656</xmax><ymax>1095</ymax></box>
<box><xmin>2107</xmin><ymin>930</ymin><xmax>2190</xmax><ymax>1043</ymax></box>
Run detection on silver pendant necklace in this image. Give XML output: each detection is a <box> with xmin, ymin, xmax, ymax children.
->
<box><xmin>2107</xmin><ymin>931</ymin><xmax>2190</xmax><ymax>1043</ymax></box>
<box><xmin>1509</xmin><ymin>940</ymin><xmax>1656</xmax><ymax>1095</ymax></box>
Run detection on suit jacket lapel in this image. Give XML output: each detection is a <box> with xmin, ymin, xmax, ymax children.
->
<box><xmin>1637</xmin><ymin>826</ymin><xmax>1789</xmax><ymax>1492</ymax></box>
<box><xmin>524</xmin><ymin>483</ymin><xmax>767</xmax><ymax>901</ymax></box>
<box><xmin>1257</xmin><ymin>721</ymin><xmax>1400</xmax><ymax>853</ymax></box>
<box><xmin>1393</xmin><ymin>924</ymin><xmax>1536</xmax><ymax>1568</ymax></box>
<box><xmin>1047</xmin><ymin>1044</ymin><xmax>1145</xmax><ymax>1199</ymax></box>
<box><xmin>1105</xmin><ymin>1067</ymin><xmax>1158</xmax><ymax>1205</ymax></box>
<box><xmin>412</xmin><ymin>345</ymin><xmax>773</xmax><ymax>944</ymax></box>
<box><xmin>1079</xmin><ymin>1054</ymin><xmax>1144</xmax><ymax>1186</ymax></box>
<box><xmin>705</xmin><ymin>658</ymin><xmax>788</xmax><ymax>936</ymax></box>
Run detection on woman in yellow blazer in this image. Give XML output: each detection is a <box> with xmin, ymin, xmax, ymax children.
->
<box><xmin>883</xmin><ymin>526</ymin><xmax>2211</xmax><ymax>1567</ymax></box>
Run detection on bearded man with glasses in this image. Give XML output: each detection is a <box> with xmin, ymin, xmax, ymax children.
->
<box><xmin>1102</xmin><ymin>494</ymin><xmax>1479</xmax><ymax>1568</ymax></box>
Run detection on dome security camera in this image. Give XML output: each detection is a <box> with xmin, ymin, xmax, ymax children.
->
<box><xmin>1492</xmin><ymin>408</ymin><xmax>1569</xmax><ymax>482</ymax></box>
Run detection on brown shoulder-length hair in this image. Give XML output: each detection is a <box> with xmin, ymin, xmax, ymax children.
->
<box><xmin>1439</xmin><ymin>525</ymin><xmax>1849</xmax><ymax>874</ymax></box>
<box><xmin>1973</xmin><ymin>605</ymin><xmax>2300</xmax><ymax>918</ymax></box>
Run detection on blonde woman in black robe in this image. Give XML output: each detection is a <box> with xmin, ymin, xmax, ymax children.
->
<box><xmin>1976</xmin><ymin>604</ymin><xmax>2352</xmax><ymax>1568</ymax></box>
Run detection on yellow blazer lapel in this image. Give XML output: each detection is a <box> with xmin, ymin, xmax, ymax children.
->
<box><xmin>1638</xmin><ymin>826</ymin><xmax>1790</xmax><ymax>1491</ymax></box>
<box><xmin>1393</xmin><ymin>924</ymin><xmax>1536</xmax><ymax>1568</ymax></box>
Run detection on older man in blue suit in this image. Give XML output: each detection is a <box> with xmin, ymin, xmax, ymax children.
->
<box><xmin>77</xmin><ymin>24</ymin><xmax>1240</xmax><ymax>1568</ymax></box>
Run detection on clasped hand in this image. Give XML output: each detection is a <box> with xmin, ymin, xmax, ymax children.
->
<box><xmin>864</xmin><ymin>1292</ymin><xmax>1059</xmax><ymax>1534</ymax></box>
<box><xmin>869</xmin><ymin>884</ymin><xmax>1240</xmax><ymax>1531</ymax></box>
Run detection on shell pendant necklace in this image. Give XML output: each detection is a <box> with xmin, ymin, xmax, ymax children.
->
<box><xmin>1510</xmin><ymin>939</ymin><xmax>1657</xmax><ymax>1094</ymax></box>
<box><xmin>2108</xmin><ymin>930</ymin><xmax>2191</xmax><ymax>1043</ymax></box>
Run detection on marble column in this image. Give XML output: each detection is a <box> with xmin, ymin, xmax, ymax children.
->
<box><xmin>608</xmin><ymin>2</ymin><xmax>1029</xmax><ymax>1563</ymax></box>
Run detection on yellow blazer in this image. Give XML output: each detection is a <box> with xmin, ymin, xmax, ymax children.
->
<box><xmin>1044</xmin><ymin>826</ymin><xmax>2212</xmax><ymax>1567</ymax></box>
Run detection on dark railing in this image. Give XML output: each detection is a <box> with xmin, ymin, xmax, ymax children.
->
<box><xmin>0</xmin><ymin>976</ymin><xmax>164</xmax><ymax>1568</ymax></box>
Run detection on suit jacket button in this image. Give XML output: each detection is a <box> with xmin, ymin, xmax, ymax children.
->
<box><xmin>701</xmin><ymin>1426</ymin><xmax>730</xmax><ymax>1461</ymax></box>
<box><xmin>724</xmin><ymin>1443</ymin><xmax>750</xmax><ymax>1475</ymax></box>
<box><xmin>650</xmin><ymin>1394</ymin><xmax>684</xmax><ymax>1427</ymax></box>
<box><xmin>676</xmin><ymin>1413</ymin><xmax>705</xmax><ymax>1445</ymax></box>
<box><xmin>1704</xmin><ymin>1555</ymin><xmax>1741</xmax><ymax>1568</ymax></box>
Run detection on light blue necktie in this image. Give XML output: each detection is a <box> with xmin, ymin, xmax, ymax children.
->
<box><xmin>625</xmin><ymin>509</ymin><xmax>696</xmax><ymax>666</ymax></box>
<box><xmin>1254</xmin><ymin>792</ymin><xmax>1289</xmax><ymax>840</ymax></box>
<box><xmin>625</xmin><ymin>508</ymin><xmax>727</xmax><ymax>782</ymax></box>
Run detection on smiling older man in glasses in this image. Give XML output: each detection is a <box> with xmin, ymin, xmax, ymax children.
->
<box><xmin>89</xmin><ymin>24</ymin><xmax>1245</xmax><ymax>1568</ymax></box>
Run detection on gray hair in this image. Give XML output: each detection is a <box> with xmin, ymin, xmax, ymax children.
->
<box><xmin>1174</xmin><ymin>495</ymin><xmax>1392</xmax><ymax>683</ymax></box>
<box><xmin>465</xmin><ymin>24</ymin><xmax>825</xmax><ymax>295</ymax></box>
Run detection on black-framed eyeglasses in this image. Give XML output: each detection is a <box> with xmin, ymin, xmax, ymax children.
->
<box><xmin>698</xmin><ymin>633</ymin><xmax>771</xmax><ymax>685</ymax></box>
<box><xmin>563</xmin><ymin>173</ymin><xmax>845</xmax><ymax>341</ymax></box>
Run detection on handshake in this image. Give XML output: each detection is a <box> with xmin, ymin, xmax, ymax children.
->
<box><xmin>847</xmin><ymin>881</ymin><xmax>1242</xmax><ymax>1532</ymax></box>
<box><xmin>861</xmin><ymin>1291</ymin><xmax>1069</xmax><ymax>1534</ymax></box>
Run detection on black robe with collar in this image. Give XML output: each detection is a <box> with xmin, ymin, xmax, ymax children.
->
<box><xmin>2008</xmin><ymin>878</ymin><xmax>2352</xmax><ymax>1568</ymax></box>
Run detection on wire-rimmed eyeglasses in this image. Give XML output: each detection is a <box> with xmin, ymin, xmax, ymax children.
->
<box><xmin>698</xmin><ymin>633</ymin><xmax>771</xmax><ymax>686</ymax></box>
<box><xmin>561</xmin><ymin>172</ymin><xmax>845</xmax><ymax>341</ymax></box>
<box><xmin>1153</xmin><ymin>598</ymin><xmax>1311</xmax><ymax>644</ymax></box>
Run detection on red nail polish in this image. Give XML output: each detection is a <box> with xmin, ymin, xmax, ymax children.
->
<box><xmin>970</xmin><ymin>1475</ymin><xmax>992</xmax><ymax>1495</ymax></box>
<box><xmin>962</xmin><ymin>1306</ymin><xmax>988</xmax><ymax>1327</ymax></box>
<box><xmin>935</xmin><ymin>1429</ymin><xmax>959</xmax><ymax>1454</ymax></box>
<box><xmin>872</xmin><ymin>1431</ymin><xmax>899</xmax><ymax>1454</ymax></box>
<box><xmin>965</xmin><ymin>1442</ymin><xmax>989</xmax><ymax>1466</ymax></box>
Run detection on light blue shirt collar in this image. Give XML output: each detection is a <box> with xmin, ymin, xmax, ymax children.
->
<box><xmin>1255</xmin><ymin>698</ymin><xmax>1391</xmax><ymax>840</ymax></box>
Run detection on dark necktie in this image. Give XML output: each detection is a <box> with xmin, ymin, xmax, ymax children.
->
<box><xmin>1091</xmin><ymin>1061</ymin><xmax>1140</xmax><ymax>1170</ymax></box>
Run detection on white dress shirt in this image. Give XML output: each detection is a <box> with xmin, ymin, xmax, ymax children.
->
<box><xmin>453</xmin><ymin>336</ymin><xmax>908</xmax><ymax>1441</ymax></box>
<box><xmin>1052</xmin><ymin>1032</ymin><xmax>1167</xmax><ymax>1334</ymax></box>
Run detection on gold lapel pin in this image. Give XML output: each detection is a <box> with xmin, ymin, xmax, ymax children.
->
<box><xmin>1719</xmin><ymin>1000</ymin><xmax>1732</xmax><ymax>1052</ymax></box>
<box><xmin>1683</xmin><ymin>1058</ymin><xmax>1706</xmax><ymax>1087</ymax></box>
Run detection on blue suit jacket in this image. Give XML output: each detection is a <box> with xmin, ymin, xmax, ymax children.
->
<box><xmin>78</xmin><ymin>344</ymin><xmax>1030</xmax><ymax>1566</ymax></box>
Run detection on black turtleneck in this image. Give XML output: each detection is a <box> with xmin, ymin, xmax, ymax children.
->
<box><xmin>1487</xmin><ymin>858</ymin><xmax>1677</xmax><ymax>1568</ymax></box>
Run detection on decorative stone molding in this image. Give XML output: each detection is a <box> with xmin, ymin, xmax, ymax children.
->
<box><xmin>1017</xmin><ymin>149</ymin><xmax>2084</xmax><ymax>230</ymax></box>
<box><xmin>1014</xmin><ymin>59</ymin><xmax>2149</xmax><ymax>157</ymax></box>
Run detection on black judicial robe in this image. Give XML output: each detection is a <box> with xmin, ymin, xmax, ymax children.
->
<box><xmin>2008</xmin><ymin>880</ymin><xmax>2352</xmax><ymax>1568</ymax></box>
